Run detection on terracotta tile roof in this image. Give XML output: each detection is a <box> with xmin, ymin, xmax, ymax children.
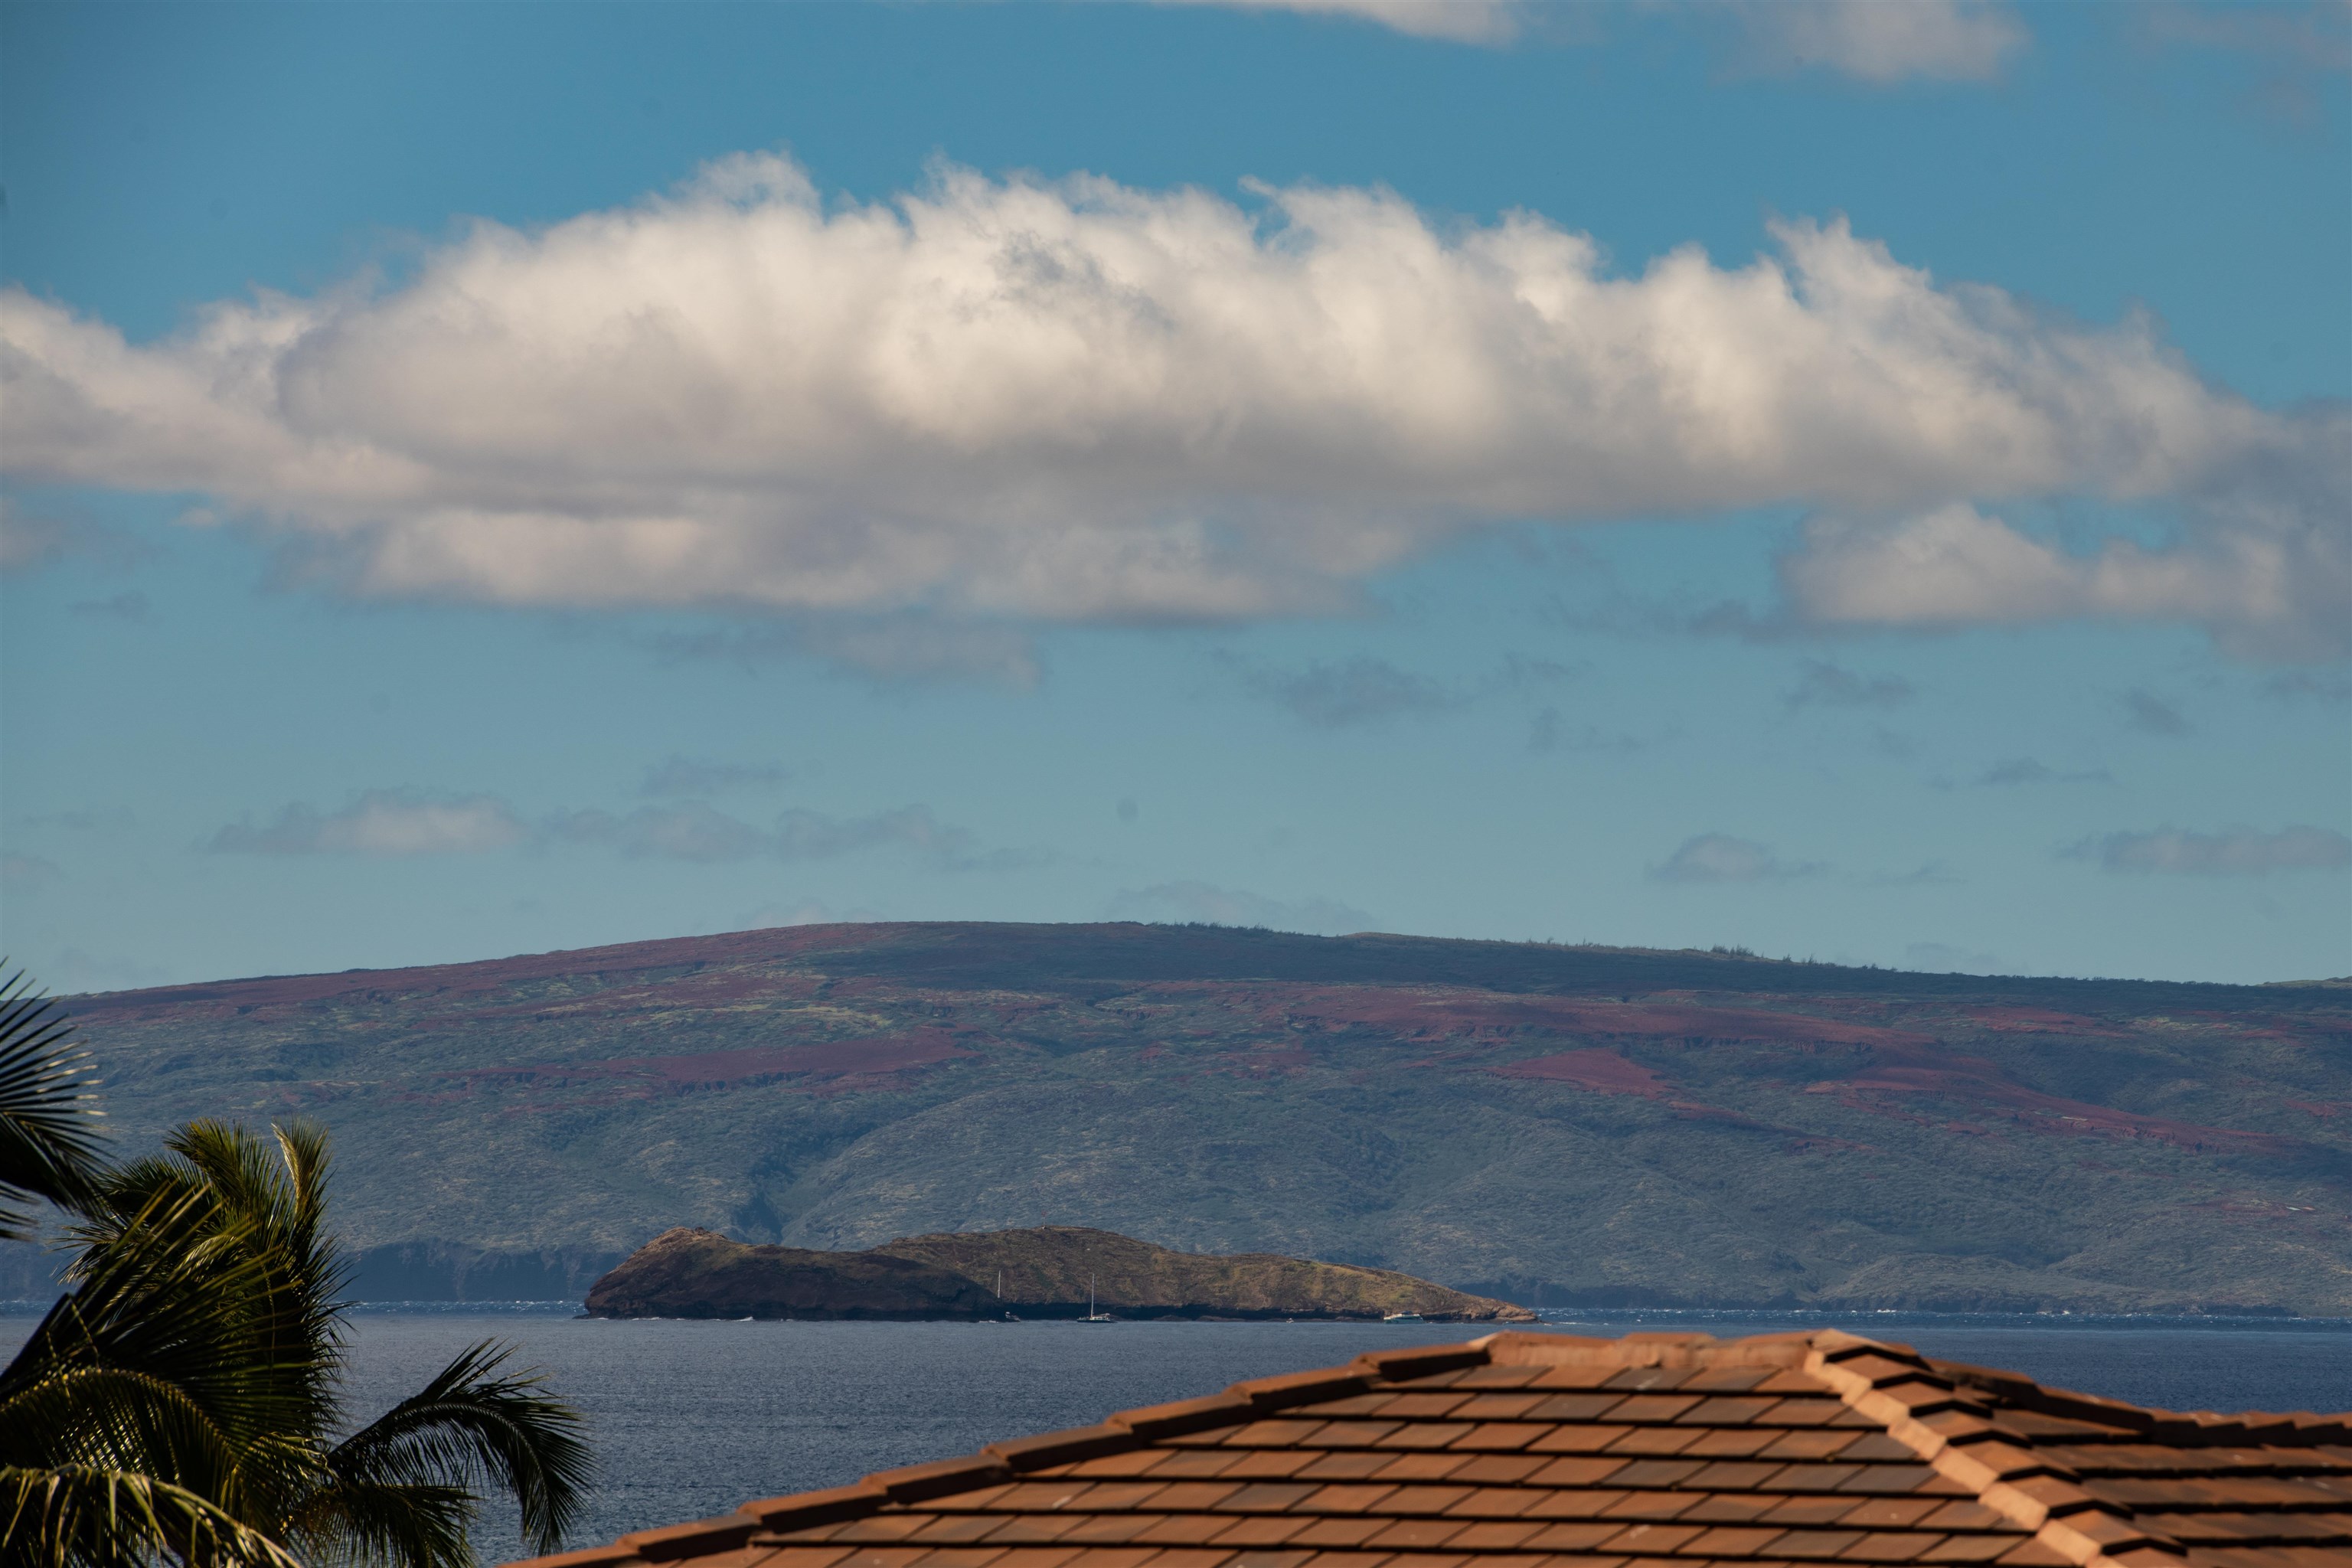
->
<box><xmin>505</xmin><ymin>1330</ymin><xmax>2352</xmax><ymax>1568</ymax></box>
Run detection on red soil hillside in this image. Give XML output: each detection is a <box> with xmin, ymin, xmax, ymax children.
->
<box><xmin>21</xmin><ymin>921</ymin><xmax>2352</xmax><ymax>1313</ymax></box>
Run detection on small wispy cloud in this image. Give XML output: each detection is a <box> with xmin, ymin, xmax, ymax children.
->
<box><xmin>638</xmin><ymin>757</ymin><xmax>791</xmax><ymax>798</ymax></box>
<box><xmin>548</xmin><ymin>802</ymin><xmax>775</xmax><ymax>864</ymax></box>
<box><xmin>25</xmin><ymin>806</ymin><xmax>137</xmax><ymax>834</ymax></box>
<box><xmin>1976</xmin><ymin>757</ymin><xmax>2114</xmax><ymax>787</ymax></box>
<box><xmin>1527</xmin><ymin>709</ymin><xmax>1661</xmax><ymax>756</ymax></box>
<box><xmin>67</xmin><ymin>590</ymin><xmax>152</xmax><ymax>623</ymax></box>
<box><xmin>775</xmin><ymin>805</ymin><xmax>1047</xmax><ymax>873</ymax></box>
<box><xmin>2262</xmin><ymin>670</ymin><xmax>2351</xmax><ymax>704</ymax></box>
<box><xmin>636</xmin><ymin>617</ymin><xmax>1041</xmax><ymax>685</ymax></box>
<box><xmin>1163</xmin><ymin>0</ymin><xmax>2030</xmax><ymax>84</ymax></box>
<box><xmin>1730</xmin><ymin>0</ymin><xmax>2027</xmax><ymax>83</ymax></box>
<box><xmin>2063</xmin><ymin>825</ymin><xmax>2352</xmax><ymax>877</ymax></box>
<box><xmin>1497</xmin><ymin>653</ymin><xmax>1579</xmax><ymax>691</ymax></box>
<box><xmin>1153</xmin><ymin>0</ymin><xmax>1521</xmax><ymax>44</ymax></box>
<box><xmin>1650</xmin><ymin>834</ymin><xmax>1826</xmax><ymax>884</ymax></box>
<box><xmin>1224</xmin><ymin>654</ymin><xmax>1466</xmax><ymax>729</ymax></box>
<box><xmin>1227</xmin><ymin>651</ymin><xmax>1573</xmax><ymax>730</ymax></box>
<box><xmin>1785</xmin><ymin>659</ymin><xmax>1914</xmax><ymax>710</ymax></box>
<box><xmin>0</xmin><ymin>498</ymin><xmax>155</xmax><ymax>577</ymax></box>
<box><xmin>209</xmin><ymin>791</ymin><xmax>528</xmax><ymax>857</ymax></box>
<box><xmin>1</xmin><ymin>854</ymin><xmax>62</xmax><ymax>891</ymax></box>
<box><xmin>1105</xmin><ymin>880</ymin><xmax>1376</xmax><ymax>935</ymax></box>
<box><xmin>1866</xmin><ymin>725</ymin><xmax>1919</xmax><ymax>761</ymax></box>
<box><xmin>2135</xmin><ymin>0</ymin><xmax>2351</xmax><ymax>126</ymax></box>
<box><xmin>209</xmin><ymin>791</ymin><xmax>1040</xmax><ymax>872</ymax></box>
<box><xmin>1873</xmin><ymin>861</ymin><xmax>1962</xmax><ymax>887</ymax></box>
<box><xmin>2121</xmin><ymin>689</ymin><xmax>2191</xmax><ymax>737</ymax></box>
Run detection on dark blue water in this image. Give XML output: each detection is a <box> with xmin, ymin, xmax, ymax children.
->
<box><xmin>9</xmin><ymin>1305</ymin><xmax>2351</xmax><ymax>1566</ymax></box>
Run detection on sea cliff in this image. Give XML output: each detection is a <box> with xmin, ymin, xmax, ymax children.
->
<box><xmin>582</xmin><ymin>1228</ymin><xmax>994</xmax><ymax>1320</ymax></box>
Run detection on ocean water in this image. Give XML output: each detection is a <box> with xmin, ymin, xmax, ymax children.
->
<box><xmin>7</xmin><ymin>1305</ymin><xmax>2350</xmax><ymax>1566</ymax></box>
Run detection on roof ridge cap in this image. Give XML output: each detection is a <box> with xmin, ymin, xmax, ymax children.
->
<box><xmin>1481</xmin><ymin>1326</ymin><xmax>1860</xmax><ymax>1369</ymax></box>
<box><xmin>1803</xmin><ymin>1342</ymin><xmax>2185</xmax><ymax>1568</ymax></box>
<box><xmin>1934</xmin><ymin>1358</ymin><xmax>2352</xmax><ymax>1442</ymax></box>
<box><xmin>1344</xmin><ymin>1338</ymin><xmax>1491</xmax><ymax>1382</ymax></box>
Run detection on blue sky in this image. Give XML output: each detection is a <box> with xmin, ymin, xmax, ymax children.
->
<box><xmin>2</xmin><ymin>0</ymin><xmax>2347</xmax><ymax>990</ymax></box>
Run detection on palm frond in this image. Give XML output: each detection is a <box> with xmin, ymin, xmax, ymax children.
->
<box><xmin>326</xmin><ymin>1340</ymin><xmax>593</xmax><ymax>1557</ymax></box>
<box><xmin>0</xmin><ymin>1364</ymin><xmax>244</xmax><ymax>1494</ymax></box>
<box><xmin>24</xmin><ymin>1181</ymin><xmax>323</xmax><ymax>1427</ymax></box>
<box><xmin>286</xmin><ymin>1478</ymin><xmax>476</xmax><ymax>1568</ymax></box>
<box><xmin>0</xmin><ymin>969</ymin><xmax>106</xmax><ymax>1240</ymax></box>
<box><xmin>160</xmin><ymin>1119</ymin><xmax>351</xmax><ymax>1377</ymax></box>
<box><xmin>61</xmin><ymin>1126</ymin><xmax>348</xmax><ymax>1451</ymax></box>
<box><xmin>8</xmin><ymin>1179</ymin><xmax>338</xmax><ymax>1530</ymax></box>
<box><xmin>0</xmin><ymin>1463</ymin><xmax>305</xmax><ymax>1568</ymax></box>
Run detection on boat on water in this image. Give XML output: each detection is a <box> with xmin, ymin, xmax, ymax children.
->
<box><xmin>1078</xmin><ymin>1271</ymin><xmax>1116</xmax><ymax>1323</ymax></box>
<box><xmin>1382</xmin><ymin>1312</ymin><xmax>1425</xmax><ymax>1324</ymax></box>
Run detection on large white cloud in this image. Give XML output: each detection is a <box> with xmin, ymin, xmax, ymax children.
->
<box><xmin>4</xmin><ymin>154</ymin><xmax>2338</xmax><ymax>653</ymax></box>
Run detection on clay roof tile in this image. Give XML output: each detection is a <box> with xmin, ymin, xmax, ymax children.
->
<box><xmin>516</xmin><ymin>1545</ymin><xmax>646</xmax><ymax>1568</ymax></box>
<box><xmin>505</xmin><ymin>1330</ymin><xmax>2352</xmax><ymax>1568</ymax></box>
<box><xmin>988</xmin><ymin>1426</ymin><xmax>1138</xmax><ymax>1472</ymax></box>
<box><xmin>870</xmin><ymin>1458</ymin><xmax>1016</xmax><ymax>1506</ymax></box>
<box><xmin>622</xmin><ymin>1516</ymin><xmax>764</xmax><ymax>1562</ymax></box>
<box><xmin>1113</xmin><ymin>1394</ymin><xmax>1263</xmax><ymax>1439</ymax></box>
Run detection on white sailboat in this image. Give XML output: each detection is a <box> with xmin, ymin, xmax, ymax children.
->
<box><xmin>991</xmin><ymin>1268</ymin><xmax>1019</xmax><ymax>1321</ymax></box>
<box><xmin>1078</xmin><ymin>1271</ymin><xmax>1115</xmax><ymax>1322</ymax></box>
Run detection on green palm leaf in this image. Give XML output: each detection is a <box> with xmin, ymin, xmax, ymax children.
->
<box><xmin>31</xmin><ymin>1179</ymin><xmax>330</xmax><ymax>1456</ymax></box>
<box><xmin>0</xmin><ymin>969</ymin><xmax>105</xmax><ymax>1240</ymax></box>
<box><xmin>99</xmin><ymin>1121</ymin><xmax>354</xmax><ymax>1433</ymax></box>
<box><xmin>8</xmin><ymin>1181</ymin><xmax>334</xmax><ymax>1534</ymax></box>
<box><xmin>287</xmin><ymin>1476</ymin><xmax>478</xmax><ymax>1568</ymax></box>
<box><xmin>318</xmin><ymin>1340</ymin><xmax>593</xmax><ymax>1558</ymax></box>
<box><xmin>0</xmin><ymin>1464</ymin><xmax>305</xmax><ymax>1568</ymax></box>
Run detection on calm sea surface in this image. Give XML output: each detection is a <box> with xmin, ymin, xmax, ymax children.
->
<box><xmin>8</xmin><ymin>1305</ymin><xmax>2350</xmax><ymax>1565</ymax></box>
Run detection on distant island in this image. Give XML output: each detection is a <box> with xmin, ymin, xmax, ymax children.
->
<box><xmin>18</xmin><ymin>920</ymin><xmax>2351</xmax><ymax>1315</ymax></box>
<box><xmin>583</xmin><ymin>1224</ymin><xmax>1540</xmax><ymax>1321</ymax></box>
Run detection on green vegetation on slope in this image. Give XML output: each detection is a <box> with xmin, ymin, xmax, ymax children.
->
<box><xmin>23</xmin><ymin>922</ymin><xmax>2352</xmax><ymax>1314</ymax></box>
<box><xmin>873</xmin><ymin>1225</ymin><xmax>1535</xmax><ymax>1319</ymax></box>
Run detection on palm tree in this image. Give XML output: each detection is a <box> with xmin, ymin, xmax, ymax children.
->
<box><xmin>0</xmin><ymin>972</ymin><xmax>593</xmax><ymax>1567</ymax></box>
